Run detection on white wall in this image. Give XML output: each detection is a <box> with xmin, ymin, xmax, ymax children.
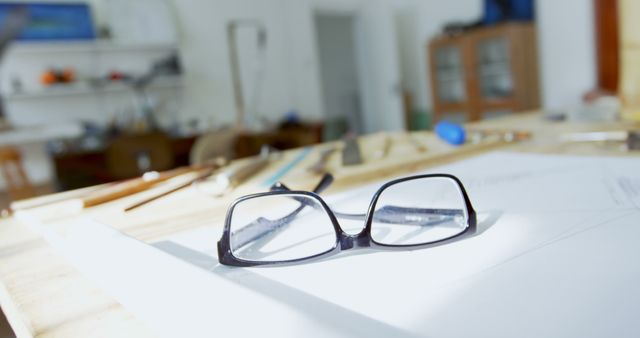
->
<box><xmin>173</xmin><ymin>0</ymin><xmax>325</xmax><ymax>127</ymax></box>
<box><xmin>174</xmin><ymin>0</ymin><xmax>418</xmax><ymax>132</ymax></box>
<box><xmin>394</xmin><ymin>4</ymin><xmax>421</xmax><ymax>110</ymax></box>
<box><xmin>536</xmin><ymin>0</ymin><xmax>596</xmax><ymax>111</ymax></box>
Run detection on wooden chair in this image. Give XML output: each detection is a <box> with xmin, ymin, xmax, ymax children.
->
<box><xmin>0</xmin><ymin>146</ymin><xmax>34</xmax><ymax>201</ymax></box>
<box><xmin>190</xmin><ymin>128</ymin><xmax>237</xmax><ymax>165</ymax></box>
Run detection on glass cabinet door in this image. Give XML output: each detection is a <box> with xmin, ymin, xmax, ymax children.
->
<box><xmin>434</xmin><ymin>46</ymin><xmax>466</xmax><ymax>103</ymax></box>
<box><xmin>476</xmin><ymin>37</ymin><xmax>513</xmax><ymax>100</ymax></box>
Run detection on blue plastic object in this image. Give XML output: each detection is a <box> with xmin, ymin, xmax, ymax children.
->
<box><xmin>435</xmin><ymin>121</ymin><xmax>466</xmax><ymax>146</ymax></box>
<box><xmin>483</xmin><ymin>0</ymin><xmax>535</xmax><ymax>25</ymax></box>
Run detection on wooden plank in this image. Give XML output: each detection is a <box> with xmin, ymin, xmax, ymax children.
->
<box><xmin>0</xmin><ymin>218</ymin><xmax>155</xmax><ymax>338</ymax></box>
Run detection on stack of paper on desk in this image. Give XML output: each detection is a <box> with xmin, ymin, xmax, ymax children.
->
<box><xmin>18</xmin><ymin>152</ymin><xmax>640</xmax><ymax>338</ymax></box>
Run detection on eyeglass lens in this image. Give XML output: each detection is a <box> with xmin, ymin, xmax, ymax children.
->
<box><xmin>229</xmin><ymin>194</ymin><xmax>337</xmax><ymax>262</ymax></box>
<box><xmin>371</xmin><ymin>177</ymin><xmax>468</xmax><ymax>245</ymax></box>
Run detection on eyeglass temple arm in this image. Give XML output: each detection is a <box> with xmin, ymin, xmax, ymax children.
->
<box><xmin>270</xmin><ymin>173</ymin><xmax>334</xmax><ymax>194</ymax></box>
<box><xmin>334</xmin><ymin>206</ymin><xmax>465</xmax><ymax>226</ymax></box>
<box><xmin>264</xmin><ymin>172</ymin><xmax>333</xmax><ymax>214</ymax></box>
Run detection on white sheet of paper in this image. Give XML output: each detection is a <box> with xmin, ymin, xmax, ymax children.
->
<box><xmin>20</xmin><ymin>152</ymin><xmax>640</xmax><ymax>338</ymax></box>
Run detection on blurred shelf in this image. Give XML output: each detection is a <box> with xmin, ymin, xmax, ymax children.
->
<box><xmin>4</xmin><ymin>77</ymin><xmax>184</xmax><ymax>101</ymax></box>
<box><xmin>7</xmin><ymin>40</ymin><xmax>179</xmax><ymax>55</ymax></box>
<box><xmin>437</xmin><ymin>76</ymin><xmax>464</xmax><ymax>83</ymax></box>
<box><xmin>478</xmin><ymin>71</ymin><xmax>512</xmax><ymax>78</ymax></box>
<box><xmin>0</xmin><ymin>122</ymin><xmax>83</xmax><ymax>146</ymax></box>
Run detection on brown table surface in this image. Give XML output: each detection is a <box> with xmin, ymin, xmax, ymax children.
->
<box><xmin>1</xmin><ymin>111</ymin><xmax>639</xmax><ymax>338</ymax></box>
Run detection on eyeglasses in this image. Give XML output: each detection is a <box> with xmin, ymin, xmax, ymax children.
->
<box><xmin>217</xmin><ymin>173</ymin><xmax>476</xmax><ymax>267</ymax></box>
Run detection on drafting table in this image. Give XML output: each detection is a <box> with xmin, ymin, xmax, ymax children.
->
<box><xmin>0</xmin><ymin>111</ymin><xmax>639</xmax><ymax>337</ymax></box>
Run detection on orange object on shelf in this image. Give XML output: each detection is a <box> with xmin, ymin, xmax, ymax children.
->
<box><xmin>61</xmin><ymin>68</ymin><xmax>75</xmax><ymax>83</ymax></box>
<box><xmin>40</xmin><ymin>70</ymin><xmax>57</xmax><ymax>86</ymax></box>
<box><xmin>40</xmin><ymin>68</ymin><xmax>76</xmax><ymax>86</ymax></box>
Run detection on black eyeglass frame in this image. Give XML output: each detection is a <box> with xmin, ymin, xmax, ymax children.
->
<box><xmin>217</xmin><ymin>174</ymin><xmax>476</xmax><ymax>267</ymax></box>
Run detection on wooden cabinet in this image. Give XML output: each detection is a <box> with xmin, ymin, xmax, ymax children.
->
<box><xmin>428</xmin><ymin>23</ymin><xmax>540</xmax><ymax>122</ymax></box>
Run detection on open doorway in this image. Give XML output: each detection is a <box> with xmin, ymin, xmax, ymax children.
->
<box><xmin>314</xmin><ymin>13</ymin><xmax>363</xmax><ymax>140</ymax></box>
<box><xmin>313</xmin><ymin>1</ymin><xmax>406</xmax><ymax>138</ymax></box>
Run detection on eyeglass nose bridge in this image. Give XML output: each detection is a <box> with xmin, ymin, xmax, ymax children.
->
<box><xmin>339</xmin><ymin>231</ymin><xmax>371</xmax><ymax>250</ymax></box>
